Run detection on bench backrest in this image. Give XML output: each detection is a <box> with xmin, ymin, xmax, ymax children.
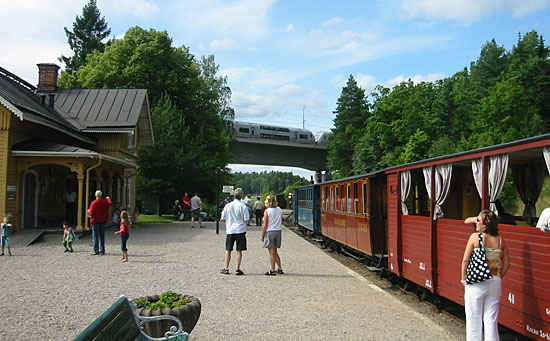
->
<box><xmin>74</xmin><ymin>296</ymin><xmax>141</xmax><ymax>341</ymax></box>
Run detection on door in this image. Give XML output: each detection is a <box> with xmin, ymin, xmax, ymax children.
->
<box><xmin>23</xmin><ymin>172</ymin><xmax>37</xmax><ymax>228</ymax></box>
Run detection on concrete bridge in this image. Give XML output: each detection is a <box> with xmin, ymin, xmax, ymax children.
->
<box><xmin>232</xmin><ymin>137</ymin><xmax>327</xmax><ymax>171</ymax></box>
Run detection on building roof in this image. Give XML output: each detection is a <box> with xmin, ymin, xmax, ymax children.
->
<box><xmin>0</xmin><ymin>67</ymin><xmax>94</xmax><ymax>144</ymax></box>
<box><xmin>54</xmin><ymin>89</ymin><xmax>154</xmax><ymax>145</ymax></box>
<box><xmin>12</xmin><ymin>139</ymin><xmax>137</xmax><ymax>168</ymax></box>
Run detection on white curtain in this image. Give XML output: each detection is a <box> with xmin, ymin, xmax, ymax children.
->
<box><xmin>400</xmin><ymin>170</ymin><xmax>411</xmax><ymax>215</ymax></box>
<box><xmin>471</xmin><ymin>155</ymin><xmax>509</xmax><ymax>215</ymax></box>
<box><xmin>488</xmin><ymin>154</ymin><xmax>509</xmax><ymax>215</ymax></box>
<box><xmin>544</xmin><ymin>146</ymin><xmax>550</xmax><ymax>174</ymax></box>
<box><xmin>472</xmin><ymin>158</ymin><xmax>483</xmax><ymax>198</ymax></box>
<box><xmin>423</xmin><ymin>165</ymin><xmax>453</xmax><ymax>220</ymax></box>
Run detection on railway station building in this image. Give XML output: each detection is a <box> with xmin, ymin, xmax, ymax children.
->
<box><xmin>0</xmin><ymin>63</ymin><xmax>154</xmax><ymax>231</ymax></box>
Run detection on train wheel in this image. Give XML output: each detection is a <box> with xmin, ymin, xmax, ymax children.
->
<box><xmin>433</xmin><ymin>295</ymin><xmax>445</xmax><ymax>310</ymax></box>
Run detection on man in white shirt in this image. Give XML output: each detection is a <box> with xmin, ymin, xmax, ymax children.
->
<box><xmin>220</xmin><ymin>188</ymin><xmax>249</xmax><ymax>275</ymax></box>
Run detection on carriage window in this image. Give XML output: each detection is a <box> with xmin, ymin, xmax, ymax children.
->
<box><xmin>340</xmin><ymin>185</ymin><xmax>345</xmax><ymax>212</ymax></box>
<box><xmin>352</xmin><ymin>183</ymin><xmax>358</xmax><ymax>214</ymax></box>
<box><xmin>238</xmin><ymin>127</ymin><xmax>249</xmax><ymax>133</ymax></box>
<box><xmin>362</xmin><ymin>183</ymin><xmax>368</xmax><ymax>215</ymax></box>
<box><xmin>404</xmin><ymin>170</ymin><xmax>430</xmax><ymax>217</ymax></box>
<box><xmin>299</xmin><ymin>134</ymin><xmax>308</xmax><ymax>139</ymax></box>
<box><xmin>347</xmin><ymin>185</ymin><xmax>352</xmax><ymax>213</ymax></box>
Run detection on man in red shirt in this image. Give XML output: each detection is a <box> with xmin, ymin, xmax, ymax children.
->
<box><xmin>182</xmin><ymin>193</ymin><xmax>191</xmax><ymax>220</ymax></box>
<box><xmin>88</xmin><ymin>190</ymin><xmax>112</xmax><ymax>255</ymax></box>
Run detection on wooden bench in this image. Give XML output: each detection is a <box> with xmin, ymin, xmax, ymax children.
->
<box><xmin>74</xmin><ymin>295</ymin><xmax>189</xmax><ymax>341</ymax></box>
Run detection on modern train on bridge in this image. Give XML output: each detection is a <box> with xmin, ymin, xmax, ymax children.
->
<box><xmin>233</xmin><ymin>120</ymin><xmax>330</xmax><ymax>146</ymax></box>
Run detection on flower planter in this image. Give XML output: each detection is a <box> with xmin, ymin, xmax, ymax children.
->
<box><xmin>134</xmin><ymin>294</ymin><xmax>201</xmax><ymax>337</ymax></box>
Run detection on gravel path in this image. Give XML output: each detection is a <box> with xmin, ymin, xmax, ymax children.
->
<box><xmin>0</xmin><ymin>221</ymin><xmax>465</xmax><ymax>340</ymax></box>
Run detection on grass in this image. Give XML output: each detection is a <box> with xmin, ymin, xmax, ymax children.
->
<box><xmin>138</xmin><ymin>214</ymin><xmax>175</xmax><ymax>223</ymax></box>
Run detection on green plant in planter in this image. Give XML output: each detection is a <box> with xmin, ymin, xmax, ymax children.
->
<box><xmin>135</xmin><ymin>291</ymin><xmax>191</xmax><ymax>309</ymax></box>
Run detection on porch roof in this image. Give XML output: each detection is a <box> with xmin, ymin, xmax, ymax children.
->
<box><xmin>11</xmin><ymin>140</ymin><xmax>137</xmax><ymax>168</ymax></box>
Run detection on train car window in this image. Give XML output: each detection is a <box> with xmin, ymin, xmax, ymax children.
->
<box><xmin>251</xmin><ymin>128</ymin><xmax>255</xmax><ymax>135</ymax></box>
<box><xmin>340</xmin><ymin>187</ymin><xmax>344</xmax><ymax>212</ymax></box>
<box><xmin>347</xmin><ymin>185</ymin><xmax>352</xmax><ymax>213</ymax></box>
<box><xmin>362</xmin><ymin>183</ymin><xmax>369</xmax><ymax>215</ymax></box>
<box><xmin>330</xmin><ymin>187</ymin><xmax>335</xmax><ymax>210</ymax></box>
<box><xmin>299</xmin><ymin>134</ymin><xmax>308</xmax><ymax>139</ymax></box>
<box><xmin>260</xmin><ymin>133</ymin><xmax>290</xmax><ymax>141</ymax></box>
<box><xmin>404</xmin><ymin>170</ymin><xmax>430</xmax><ymax>217</ymax></box>
<box><xmin>238</xmin><ymin>127</ymin><xmax>250</xmax><ymax>133</ymax></box>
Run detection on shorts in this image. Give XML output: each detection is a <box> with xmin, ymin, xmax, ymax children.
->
<box><xmin>226</xmin><ymin>232</ymin><xmax>247</xmax><ymax>251</ymax></box>
<box><xmin>191</xmin><ymin>208</ymin><xmax>201</xmax><ymax>219</ymax></box>
<box><xmin>262</xmin><ymin>230</ymin><xmax>281</xmax><ymax>248</ymax></box>
<box><xmin>1</xmin><ymin>236</ymin><xmax>10</xmax><ymax>247</ymax></box>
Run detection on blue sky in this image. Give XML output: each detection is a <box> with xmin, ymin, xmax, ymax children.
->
<box><xmin>1</xmin><ymin>0</ymin><xmax>550</xmax><ymax>178</ymax></box>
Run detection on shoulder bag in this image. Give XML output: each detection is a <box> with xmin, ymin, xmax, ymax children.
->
<box><xmin>465</xmin><ymin>232</ymin><xmax>493</xmax><ymax>284</ymax></box>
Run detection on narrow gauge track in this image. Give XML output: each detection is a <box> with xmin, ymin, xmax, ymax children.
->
<box><xmin>283</xmin><ymin>214</ymin><xmax>532</xmax><ymax>341</ymax></box>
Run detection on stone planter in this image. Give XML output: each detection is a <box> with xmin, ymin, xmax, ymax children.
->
<box><xmin>134</xmin><ymin>294</ymin><xmax>201</xmax><ymax>337</ymax></box>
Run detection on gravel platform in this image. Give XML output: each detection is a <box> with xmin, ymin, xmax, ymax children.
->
<box><xmin>0</xmin><ymin>221</ymin><xmax>465</xmax><ymax>340</ymax></box>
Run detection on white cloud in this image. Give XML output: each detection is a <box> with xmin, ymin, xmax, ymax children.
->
<box><xmin>399</xmin><ymin>0</ymin><xmax>550</xmax><ymax>25</ymax></box>
<box><xmin>284</xmin><ymin>24</ymin><xmax>295</xmax><ymax>32</ymax></box>
<box><xmin>230</xmin><ymin>84</ymin><xmax>331</xmax><ymax>133</ymax></box>
<box><xmin>173</xmin><ymin>0</ymin><xmax>276</xmax><ymax>40</ymax></box>
<box><xmin>355</xmin><ymin>74</ymin><xmax>377</xmax><ymax>92</ymax></box>
<box><xmin>322</xmin><ymin>16</ymin><xmax>344</xmax><ymax>27</ymax></box>
<box><xmin>100</xmin><ymin>0</ymin><xmax>159</xmax><ymax>20</ymax></box>
<box><xmin>386</xmin><ymin>73</ymin><xmax>445</xmax><ymax>88</ymax></box>
<box><xmin>332</xmin><ymin>73</ymin><xmax>446</xmax><ymax>96</ymax></box>
<box><xmin>507</xmin><ymin>0</ymin><xmax>550</xmax><ymax>16</ymax></box>
<box><xmin>209</xmin><ymin>38</ymin><xmax>238</xmax><ymax>50</ymax></box>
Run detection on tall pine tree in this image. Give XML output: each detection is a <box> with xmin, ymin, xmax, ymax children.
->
<box><xmin>59</xmin><ymin>0</ymin><xmax>111</xmax><ymax>74</ymax></box>
<box><xmin>327</xmin><ymin>75</ymin><xmax>369</xmax><ymax>177</ymax></box>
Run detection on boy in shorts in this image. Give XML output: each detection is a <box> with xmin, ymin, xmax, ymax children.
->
<box><xmin>220</xmin><ymin>188</ymin><xmax>249</xmax><ymax>275</ymax></box>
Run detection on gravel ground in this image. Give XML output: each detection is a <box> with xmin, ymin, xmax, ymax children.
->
<box><xmin>0</xmin><ymin>221</ymin><xmax>465</xmax><ymax>340</ymax></box>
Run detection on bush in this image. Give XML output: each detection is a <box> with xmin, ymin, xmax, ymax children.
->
<box><xmin>135</xmin><ymin>291</ymin><xmax>191</xmax><ymax>309</ymax></box>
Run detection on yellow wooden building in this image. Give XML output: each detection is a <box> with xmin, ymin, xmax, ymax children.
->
<box><xmin>0</xmin><ymin>63</ymin><xmax>154</xmax><ymax>231</ymax></box>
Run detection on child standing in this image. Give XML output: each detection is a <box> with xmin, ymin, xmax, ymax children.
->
<box><xmin>115</xmin><ymin>210</ymin><xmax>131</xmax><ymax>262</ymax></box>
<box><xmin>1</xmin><ymin>215</ymin><xmax>13</xmax><ymax>256</ymax></box>
<box><xmin>62</xmin><ymin>222</ymin><xmax>75</xmax><ymax>253</ymax></box>
<box><xmin>132</xmin><ymin>207</ymin><xmax>139</xmax><ymax>229</ymax></box>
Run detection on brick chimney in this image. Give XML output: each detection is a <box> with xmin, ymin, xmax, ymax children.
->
<box><xmin>37</xmin><ymin>63</ymin><xmax>60</xmax><ymax>92</ymax></box>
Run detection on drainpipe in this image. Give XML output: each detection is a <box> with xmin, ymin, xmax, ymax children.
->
<box><xmin>124</xmin><ymin>170</ymin><xmax>137</xmax><ymax>209</ymax></box>
<box><xmin>84</xmin><ymin>158</ymin><xmax>102</xmax><ymax>231</ymax></box>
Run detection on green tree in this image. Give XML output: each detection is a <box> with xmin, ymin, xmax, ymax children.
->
<box><xmin>506</xmin><ymin>31</ymin><xmax>550</xmax><ymax>125</ymax></box>
<box><xmin>59</xmin><ymin>0</ymin><xmax>111</xmax><ymax>75</ymax></box>
<box><xmin>327</xmin><ymin>75</ymin><xmax>369</xmax><ymax>177</ymax></box>
<box><xmin>61</xmin><ymin>26</ymin><xmax>233</xmax><ymax>212</ymax></box>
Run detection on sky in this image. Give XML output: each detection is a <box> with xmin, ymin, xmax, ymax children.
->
<box><xmin>1</xmin><ymin>0</ymin><xmax>550</xmax><ymax>179</ymax></box>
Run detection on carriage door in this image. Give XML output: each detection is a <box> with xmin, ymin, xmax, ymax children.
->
<box><xmin>23</xmin><ymin>172</ymin><xmax>37</xmax><ymax>228</ymax></box>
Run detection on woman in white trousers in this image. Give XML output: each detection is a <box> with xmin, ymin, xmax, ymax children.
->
<box><xmin>461</xmin><ymin>210</ymin><xmax>510</xmax><ymax>341</ymax></box>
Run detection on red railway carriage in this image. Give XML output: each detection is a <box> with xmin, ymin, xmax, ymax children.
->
<box><xmin>386</xmin><ymin>134</ymin><xmax>550</xmax><ymax>340</ymax></box>
<box><xmin>320</xmin><ymin>171</ymin><xmax>386</xmax><ymax>260</ymax></box>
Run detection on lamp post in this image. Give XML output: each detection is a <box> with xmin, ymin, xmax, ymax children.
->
<box><xmin>216</xmin><ymin>168</ymin><xmax>221</xmax><ymax>235</ymax></box>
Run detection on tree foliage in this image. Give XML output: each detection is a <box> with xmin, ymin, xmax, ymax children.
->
<box><xmin>231</xmin><ymin>171</ymin><xmax>305</xmax><ymax>196</ymax></box>
<box><xmin>59</xmin><ymin>0</ymin><xmax>111</xmax><ymax>75</ymax></box>
<box><xmin>329</xmin><ymin>30</ymin><xmax>550</xmax><ymax>175</ymax></box>
<box><xmin>327</xmin><ymin>75</ymin><xmax>369</xmax><ymax>177</ymax></box>
<box><xmin>59</xmin><ymin>26</ymin><xmax>233</xmax><ymax>212</ymax></box>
